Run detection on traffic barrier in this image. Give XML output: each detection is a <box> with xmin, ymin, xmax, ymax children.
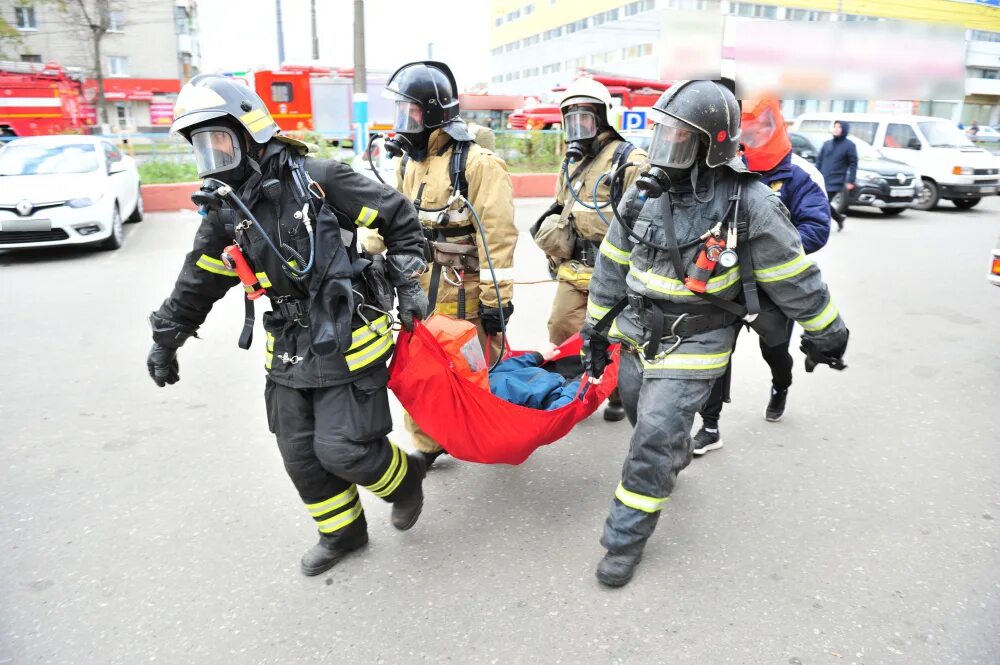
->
<box><xmin>140</xmin><ymin>173</ymin><xmax>560</xmax><ymax>212</ymax></box>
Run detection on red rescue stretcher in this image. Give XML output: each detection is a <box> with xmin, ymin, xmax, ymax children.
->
<box><xmin>388</xmin><ymin>321</ymin><xmax>621</xmax><ymax>465</ymax></box>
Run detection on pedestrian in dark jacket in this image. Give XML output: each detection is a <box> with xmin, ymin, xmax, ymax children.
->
<box><xmin>816</xmin><ymin>120</ymin><xmax>858</xmax><ymax>231</ymax></box>
<box><xmin>694</xmin><ymin>97</ymin><xmax>833</xmax><ymax>456</ymax></box>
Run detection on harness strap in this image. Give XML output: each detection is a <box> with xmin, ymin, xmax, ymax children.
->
<box><xmin>427</xmin><ymin>261</ymin><xmax>443</xmax><ymax>314</ymax></box>
<box><xmin>239</xmin><ymin>298</ymin><xmax>254</xmax><ymax>350</ymax></box>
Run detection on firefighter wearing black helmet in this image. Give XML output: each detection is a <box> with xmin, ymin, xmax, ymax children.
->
<box><xmin>146</xmin><ymin>74</ymin><xmax>431</xmax><ymax>577</ymax></box>
<box><xmin>375</xmin><ymin>61</ymin><xmax>517</xmax><ymax>468</ymax></box>
<box><xmin>581</xmin><ymin>80</ymin><xmax>850</xmax><ymax>587</ymax></box>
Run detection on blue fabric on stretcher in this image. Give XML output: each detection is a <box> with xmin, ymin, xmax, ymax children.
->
<box><xmin>488</xmin><ymin>352</ymin><xmax>582</xmax><ymax>411</ymax></box>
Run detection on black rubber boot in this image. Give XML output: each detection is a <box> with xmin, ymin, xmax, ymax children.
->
<box><xmin>391</xmin><ymin>454</ymin><xmax>427</xmax><ymax>531</ymax></box>
<box><xmin>596</xmin><ymin>550</ymin><xmax>644</xmax><ymax>588</ymax></box>
<box><xmin>300</xmin><ymin>530</ymin><xmax>369</xmax><ymax>577</ymax></box>
<box><xmin>603</xmin><ymin>399</ymin><xmax>626</xmax><ymax>422</ymax></box>
<box><xmin>420</xmin><ymin>449</ymin><xmax>448</xmax><ymax>470</ymax></box>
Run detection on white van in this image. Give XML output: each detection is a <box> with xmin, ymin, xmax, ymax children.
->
<box><xmin>789</xmin><ymin>112</ymin><xmax>1000</xmax><ymax>211</ymax></box>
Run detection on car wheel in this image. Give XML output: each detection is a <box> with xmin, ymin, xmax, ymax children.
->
<box><xmin>913</xmin><ymin>178</ymin><xmax>939</xmax><ymax>211</ymax></box>
<box><xmin>880</xmin><ymin>208</ymin><xmax>904</xmax><ymax>216</ymax></box>
<box><xmin>127</xmin><ymin>185</ymin><xmax>144</xmax><ymax>223</ymax></box>
<box><xmin>952</xmin><ymin>198</ymin><xmax>980</xmax><ymax>210</ymax></box>
<box><xmin>99</xmin><ymin>204</ymin><xmax>124</xmax><ymax>251</ymax></box>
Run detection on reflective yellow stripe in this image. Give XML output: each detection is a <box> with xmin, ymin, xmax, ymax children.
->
<box><xmin>434</xmin><ymin>299</ymin><xmax>483</xmax><ymax>317</ymax></box>
<box><xmin>255</xmin><ymin>271</ymin><xmax>272</xmax><ymax>289</ymax></box>
<box><xmin>240</xmin><ymin>108</ymin><xmax>267</xmax><ymax>125</ymax></box>
<box><xmin>587</xmin><ymin>298</ymin><xmax>610</xmax><ymax>320</ymax></box>
<box><xmin>367</xmin><ymin>443</ymin><xmax>409</xmax><ymax>498</ymax></box>
<box><xmin>196</xmin><ymin>254</ymin><xmax>237</xmax><ymax>277</ymax></box>
<box><xmin>264</xmin><ymin>351</ymin><xmax>273</xmax><ymax>370</ymax></box>
<box><xmin>346</xmin><ymin>333</ymin><xmax>393</xmax><ymax>371</ymax></box>
<box><xmin>240</xmin><ymin>108</ymin><xmax>276</xmax><ymax>134</ymax></box>
<box><xmin>307</xmin><ymin>485</ymin><xmax>358</xmax><ymax>517</ymax></box>
<box><xmin>630</xmin><ymin>265</ymin><xmax>740</xmax><ymax>297</ymax></box>
<box><xmin>609</xmin><ymin>319</ymin><xmax>639</xmax><ymax>347</ymax></box>
<box><xmin>615</xmin><ymin>482</ymin><xmax>669</xmax><ymax>513</ymax></box>
<box><xmin>264</xmin><ymin>332</ymin><xmax>274</xmax><ymax>369</ymax></box>
<box><xmin>266</xmin><ymin>332</ymin><xmax>275</xmax><ymax>352</ymax></box>
<box><xmin>354</xmin><ymin>206</ymin><xmax>378</xmax><ymax>228</ymax></box>
<box><xmin>247</xmin><ymin>116</ymin><xmax>275</xmax><ymax>133</ymax></box>
<box><xmin>599</xmin><ymin>238</ymin><xmax>630</xmax><ymax>266</ymax></box>
<box><xmin>640</xmin><ymin>350</ymin><xmax>731</xmax><ymax>371</ymax></box>
<box><xmin>753</xmin><ymin>253</ymin><xmax>812</xmax><ymax>283</ymax></box>
<box><xmin>799</xmin><ymin>300</ymin><xmax>838</xmax><ymax>332</ymax></box>
<box><xmin>317</xmin><ymin>503</ymin><xmax>364</xmax><ymax>533</ymax></box>
<box><xmin>557</xmin><ymin>262</ymin><xmax>592</xmax><ymax>283</ymax></box>
<box><xmin>349</xmin><ymin>315</ymin><xmax>391</xmax><ymax>351</ymax></box>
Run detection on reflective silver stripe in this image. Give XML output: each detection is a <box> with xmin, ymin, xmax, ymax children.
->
<box><xmin>799</xmin><ymin>300</ymin><xmax>838</xmax><ymax>332</ymax></box>
<box><xmin>479</xmin><ymin>267</ymin><xmax>516</xmax><ymax>280</ymax></box>
<box><xmin>599</xmin><ymin>238</ymin><xmax>630</xmax><ymax>265</ymax></box>
<box><xmin>349</xmin><ymin>315</ymin><xmax>391</xmax><ymax>351</ymax></box>
<box><xmin>255</xmin><ymin>271</ymin><xmax>272</xmax><ymax>289</ymax></box>
<box><xmin>630</xmin><ymin>265</ymin><xmax>740</xmax><ymax>297</ymax></box>
<box><xmin>307</xmin><ymin>485</ymin><xmax>358</xmax><ymax>517</ymax></box>
<box><xmin>615</xmin><ymin>483</ymin><xmax>669</xmax><ymax>513</ymax></box>
<box><xmin>355</xmin><ymin>206</ymin><xmax>378</xmax><ymax>228</ymax></box>
<box><xmin>639</xmin><ymin>350</ymin><xmax>731</xmax><ymax>371</ymax></box>
<box><xmin>587</xmin><ymin>299</ymin><xmax>610</xmax><ymax>320</ymax></box>
<box><xmin>346</xmin><ymin>333</ymin><xmax>393</xmax><ymax>371</ymax></box>
<box><xmin>753</xmin><ymin>252</ymin><xmax>812</xmax><ymax>283</ymax></box>
<box><xmin>195</xmin><ymin>254</ymin><xmax>237</xmax><ymax>277</ymax></box>
<box><xmin>317</xmin><ymin>503</ymin><xmax>364</xmax><ymax>533</ymax></box>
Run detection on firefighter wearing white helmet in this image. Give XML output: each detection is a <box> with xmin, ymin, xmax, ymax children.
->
<box><xmin>529</xmin><ymin>77</ymin><xmax>647</xmax><ymax>422</ymax></box>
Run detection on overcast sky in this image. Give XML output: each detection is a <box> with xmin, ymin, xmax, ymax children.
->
<box><xmin>198</xmin><ymin>0</ymin><xmax>492</xmax><ymax>89</ymax></box>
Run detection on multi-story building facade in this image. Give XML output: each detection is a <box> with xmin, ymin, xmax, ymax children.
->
<box><xmin>2</xmin><ymin>0</ymin><xmax>201</xmax><ymax>131</ymax></box>
<box><xmin>489</xmin><ymin>0</ymin><xmax>1000</xmax><ymax>125</ymax></box>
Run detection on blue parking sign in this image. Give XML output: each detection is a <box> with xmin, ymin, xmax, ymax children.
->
<box><xmin>622</xmin><ymin>111</ymin><xmax>646</xmax><ymax>131</ymax></box>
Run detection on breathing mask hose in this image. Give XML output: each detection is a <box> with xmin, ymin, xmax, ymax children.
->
<box><xmin>214</xmin><ymin>181</ymin><xmax>315</xmax><ymax>278</ymax></box>
<box><xmin>460</xmin><ymin>193</ymin><xmax>506</xmax><ymax>373</ymax></box>
<box><xmin>562</xmin><ymin>159</ymin><xmax>612</xmax><ymax>212</ymax></box>
<box><xmin>606</xmin><ymin>163</ymin><xmax>721</xmax><ymax>254</ymax></box>
<box><xmin>366</xmin><ymin>133</ymin><xmax>391</xmax><ymax>187</ymax></box>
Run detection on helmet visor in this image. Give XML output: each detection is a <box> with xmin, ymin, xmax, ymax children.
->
<box><xmin>190</xmin><ymin>127</ymin><xmax>242</xmax><ymax>177</ymax></box>
<box><xmin>563</xmin><ymin>108</ymin><xmax>598</xmax><ymax>142</ymax></box>
<box><xmin>392</xmin><ymin>101</ymin><xmax>424</xmax><ymax>133</ymax></box>
<box><xmin>741</xmin><ymin>105</ymin><xmax>780</xmax><ymax>149</ymax></box>
<box><xmin>647</xmin><ymin>116</ymin><xmax>699</xmax><ymax>169</ymax></box>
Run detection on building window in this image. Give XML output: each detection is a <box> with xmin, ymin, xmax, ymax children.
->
<box><xmin>20</xmin><ymin>53</ymin><xmax>42</xmax><ymax>63</ymax></box>
<box><xmin>495</xmin><ymin>16</ymin><xmax>503</xmax><ymax>26</ymax></box>
<box><xmin>491</xmin><ymin>75</ymin><xmax>503</xmax><ymax>83</ymax></box>
<box><xmin>542</xmin><ymin>62</ymin><xmax>562</xmax><ymax>74</ymax></box>
<box><xmin>524</xmin><ymin>3</ymin><xmax>535</xmax><ymax>15</ymax></box>
<box><xmin>108</xmin><ymin>56</ymin><xmax>128</xmax><ymax>76</ymax></box>
<box><xmin>271</xmin><ymin>82</ymin><xmax>293</xmax><ymax>102</ymax></box>
<box><xmin>544</xmin><ymin>26</ymin><xmax>563</xmax><ymax>40</ymax></box>
<box><xmin>624</xmin><ymin>0</ymin><xmax>654</xmax><ymax>16</ymax></box>
<box><xmin>506</xmin><ymin>9</ymin><xmax>521</xmax><ymax>21</ymax></box>
<box><xmin>491</xmin><ymin>47</ymin><xmax>502</xmax><ymax>56</ymax></box>
<box><xmin>523</xmin><ymin>67</ymin><xmax>539</xmax><ymax>77</ymax></box>
<box><xmin>970</xmin><ymin>30</ymin><xmax>1000</xmax><ymax>43</ymax></box>
<box><xmin>787</xmin><ymin>8</ymin><xmax>824</xmax><ymax>21</ymax></box>
<box><xmin>522</xmin><ymin>34</ymin><xmax>539</xmax><ymax>47</ymax></box>
<box><xmin>108</xmin><ymin>10</ymin><xmax>124</xmax><ymax>32</ymax></box>
<box><xmin>14</xmin><ymin>6</ymin><xmax>37</xmax><ymax>30</ymax></box>
<box><xmin>115</xmin><ymin>102</ymin><xmax>131</xmax><ymax>128</ymax></box>
<box><xmin>969</xmin><ymin>67</ymin><xmax>1000</xmax><ymax>80</ymax></box>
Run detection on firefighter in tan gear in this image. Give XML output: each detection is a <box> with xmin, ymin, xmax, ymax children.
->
<box><xmin>530</xmin><ymin>78</ymin><xmax>647</xmax><ymax>421</ymax></box>
<box><xmin>380</xmin><ymin>60</ymin><xmax>518</xmax><ymax>467</ymax></box>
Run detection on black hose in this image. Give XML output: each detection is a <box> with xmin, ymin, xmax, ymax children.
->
<box><xmin>219</xmin><ymin>185</ymin><xmax>315</xmax><ymax>277</ymax></box>
<box><xmin>562</xmin><ymin>159</ymin><xmax>611</xmax><ymax>212</ymax></box>
<box><xmin>366</xmin><ymin>133</ymin><xmax>453</xmax><ymax>214</ymax></box>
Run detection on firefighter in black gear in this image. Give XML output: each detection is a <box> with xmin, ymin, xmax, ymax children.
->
<box><xmin>146</xmin><ymin>74</ymin><xmax>430</xmax><ymax>577</ymax></box>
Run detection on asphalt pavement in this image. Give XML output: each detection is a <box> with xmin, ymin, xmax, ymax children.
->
<box><xmin>1</xmin><ymin>196</ymin><xmax>999</xmax><ymax>664</ymax></box>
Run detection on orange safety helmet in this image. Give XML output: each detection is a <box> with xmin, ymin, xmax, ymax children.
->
<box><xmin>740</xmin><ymin>96</ymin><xmax>791</xmax><ymax>173</ymax></box>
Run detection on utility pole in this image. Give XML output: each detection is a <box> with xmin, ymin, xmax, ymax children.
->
<box><xmin>311</xmin><ymin>0</ymin><xmax>319</xmax><ymax>60</ymax></box>
<box><xmin>275</xmin><ymin>0</ymin><xmax>286</xmax><ymax>66</ymax></box>
<box><xmin>353</xmin><ymin>0</ymin><xmax>367</xmax><ymax>154</ymax></box>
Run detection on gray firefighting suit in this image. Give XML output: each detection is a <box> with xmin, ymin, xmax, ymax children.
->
<box><xmin>584</xmin><ymin>160</ymin><xmax>847</xmax><ymax>554</ymax></box>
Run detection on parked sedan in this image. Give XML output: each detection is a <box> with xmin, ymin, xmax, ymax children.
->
<box><xmin>0</xmin><ymin>136</ymin><xmax>143</xmax><ymax>251</ymax></box>
<box><xmin>791</xmin><ymin>131</ymin><xmax>920</xmax><ymax>216</ymax></box>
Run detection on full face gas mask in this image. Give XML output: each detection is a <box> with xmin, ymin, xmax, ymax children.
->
<box><xmin>384</xmin><ymin>100</ymin><xmax>432</xmax><ymax>161</ymax></box>
<box><xmin>562</xmin><ymin>105</ymin><xmax>599</xmax><ymax>163</ymax></box>
<box><xmin>189</xmin><ymin>124</ymin><xmax>255</xmax><ymax>188</ymax></box>
<box><xmin>636</xmin><ymin>115</ymin><xmax>701</xmax><ymax>199</ymax></box>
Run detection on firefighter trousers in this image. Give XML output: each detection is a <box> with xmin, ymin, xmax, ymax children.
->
<box><xmin>265</xmin><ymin>365</ymin><xmax>422</xmax><ymax>548</ymax></box>
<box><xmin>601</xmin><ymin>351</ymin><xmax>715</xmax><ymax>554</ymax></box>
<box><xmin>405</xmin><ymin>317</ymin><xmax>504</xmax><ymax>454</ymax></box>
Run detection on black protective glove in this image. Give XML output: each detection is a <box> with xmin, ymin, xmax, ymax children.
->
<box><xmin>147</xmin><ymin>344</ymin><xmax>180</xmax><ymax>387</ymax></box>
<box><xmin>396</xmin><ymin>282</ymin><xmax>428</xmax><ymax>332</ymax></box>
<box><xmin>581</xmin><ymin>335</ymin><xmax>611</xmax><ymax>380</ymax></box>
<box><xmin>801</xmin><ymin>329</ymin><xmax>849</xmax><ymax>373</ymax></box>
<box><xmin>479</xmin><ymin>302</ymin><xmax>514</xmax><ymax>336</ymax></box>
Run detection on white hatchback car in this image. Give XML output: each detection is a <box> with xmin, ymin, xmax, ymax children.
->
<box><xmin>0</xmin><ymin>136</ymin><xmax>143</xmax><ymax>251</ymax></box>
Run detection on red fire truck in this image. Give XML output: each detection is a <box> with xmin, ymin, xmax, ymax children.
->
<box><xmin>507</xmin><ymin>71</ymin><xmax>671</xmax><ymax>130</ymax></box>
<box><xmin>247</xmin><ymin>66</ymin><xmax>525</xmax><ymax>143</ymax></box>
<box><xmin>0</xmin><ymin>61</ymin><xmax>88</xmax><ymax>138</ymax></box>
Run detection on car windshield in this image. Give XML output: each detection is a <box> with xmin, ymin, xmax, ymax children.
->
<box><xmin>848</xmin><ymin>136</ymin><xmax>882</xmax><ymax>161</ymax></box>
<box><xmin>0</xmin><ymin>143</ymin><xmax>100</xmax><ymax>176</ymax></box>
<box><xmin>917</xmin><ymin>121</ymin><xmax>975</xmax><ymax>148</ymax></box>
